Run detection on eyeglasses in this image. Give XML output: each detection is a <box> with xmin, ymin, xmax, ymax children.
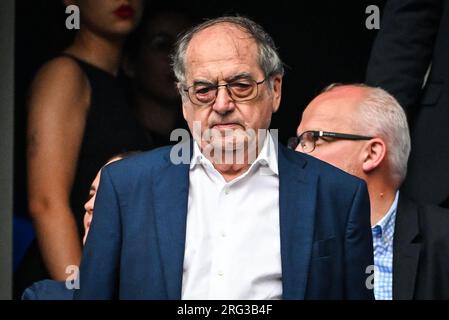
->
<box><xmin>183</xmin><ymin>78</ymin><xmax>266</xmax><ymax>106</ymax></box>
<box><xmin>288</xmin><ymin>130</ymin><xmax>373</xmax><ymax>153</ymax></box>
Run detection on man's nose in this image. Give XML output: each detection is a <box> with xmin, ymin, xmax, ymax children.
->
<box><xmin>84</xmin><ymin>198</ymin><xmax>94</xmax><ymax>212</ymax></box>
<box><xmin>211</xmin><ymin>86</ymin><xmax>236</xmax><ymax>115</ymax></box>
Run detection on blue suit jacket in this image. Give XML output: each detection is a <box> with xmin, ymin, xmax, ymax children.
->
<box><xmin>74</xmin><ymin>143</ymin><xmax>374</xmax><ymax>300</ymax></box>
<box><xmin>22</xmin><ymin>280</ymin><xmax>74</xmax><ymax>300</ymax></box>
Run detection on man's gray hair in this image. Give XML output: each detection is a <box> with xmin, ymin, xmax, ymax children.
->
<box><xmin>324</xmin><ymin>83</ymin><xmax>411</xmax><ymax>187</ymax></box>
<box><xmin>171</xmin><ymin>15</ymin><xmax>284</xmax><ymax>87</ymax></box>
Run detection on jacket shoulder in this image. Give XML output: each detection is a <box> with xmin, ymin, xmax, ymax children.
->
<box><xmin>398</xmin><ymin>196</ymin><xmax>449</xmax><ymax>244</ymax></box>
<box><xmin>22</xmin><ymin>280</ymin><xmax>74</xmax><ymax>300</ymax></box>
<box><xmin>281</xmin><ymin>145</ymin><xmax>364</xmax><ymax>190</ymax></box>
<box><xmin>418</xmin><ymin>202</ymin><xmax>449</xmax><ymax>242</ymax></box>
<box><xmin>103</xmin><ymin>146</ymin><xmax>174</xmax><ymax>180</ymax></box>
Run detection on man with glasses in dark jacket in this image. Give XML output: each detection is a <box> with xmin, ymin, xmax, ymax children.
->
<box><xmin>293</xmin><ymin>83</ymin><xmax>449</xmax><ymax>299</ymax></box>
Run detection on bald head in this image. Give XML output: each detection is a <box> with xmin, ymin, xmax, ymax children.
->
<box><xmin>297</xmin><ymin>84</ymin><xmax>411</xmax><ymax>188</ymax></box>
<box><xmin>299</xmin><ymin>85</ymin><xmax>370</xmax><ymax>137</ymax></box>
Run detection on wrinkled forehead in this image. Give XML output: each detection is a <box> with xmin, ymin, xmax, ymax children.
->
<box><xmin>299</xmin><ymin>93</ymin><xmax>363</xmax><ymax>134</ymax></box>
<box><xmin>189</xmin><ymin>22</ymin><xmax>257</xmax><ymax>50</ymax></box>
<box><xmin>185</xmin><ymin>23</ymin><xmax>260</xmax><ymax>75</ymax></box>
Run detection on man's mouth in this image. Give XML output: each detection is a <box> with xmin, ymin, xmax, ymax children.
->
<box><xmin>211</xmin><ymin>123</ymin><xmax>241</xmax><ymax>130</ymax></box>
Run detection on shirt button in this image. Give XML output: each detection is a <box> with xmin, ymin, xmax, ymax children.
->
<box><xmin>221</xmin><ymin>232</ymin><xmax>227</xmax><ymax>238</ymax></box>
<box><xmin>218</xmin><ymin>271</ymin><xmax>224</xmax><ymax>277</ymax></box>
<box><xmin>224</xmin><ymin>188</ymin><xmax>230</xmax><ymax>195</ymax></box>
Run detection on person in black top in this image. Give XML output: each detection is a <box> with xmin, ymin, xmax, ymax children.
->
<box><xmin>24</xmin><ymin>0</ymin><xmax>146</xmax><ymax>287</ymax></box>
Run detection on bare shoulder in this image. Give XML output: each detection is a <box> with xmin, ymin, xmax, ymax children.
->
<box><xmin>26</xmin><ymin>56</ymin><xmax>92</xmax><ymax>159</ymax></box>
<box><xmin>29</xmin><ymin>55</ymin><xmax>90</xmax><ymax>111</ymax></box>
<box><xmin>33</xmin><ymin>56</ymin><xmax>87</xmax><ymax>84</ymax></box>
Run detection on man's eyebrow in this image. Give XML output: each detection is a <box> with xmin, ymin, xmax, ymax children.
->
<box><xmin>190</xmin><ymin>73</ymin><xmax>254</xmax><ymax>86</ymax></box>
<box><xmin>225</xmin><ymin>72</ymin><xmax>254</xmax><ymax>82</ymax></box>
<box><xmin>191</xmin><ymin>79</ymin><xmax>214</xmax><ymax>86</ymax></box>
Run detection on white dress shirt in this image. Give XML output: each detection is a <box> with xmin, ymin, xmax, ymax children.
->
<box><xmin>181</xmin><ymin>134</ymin><xmax>282</xmax><ymax>300</ymax></box>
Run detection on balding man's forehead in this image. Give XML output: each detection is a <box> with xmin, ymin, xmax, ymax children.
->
<box><xmin>323</xmin><ymin>85</ymin><xmax>370</xmax><ymax>101</ymax></box>
<box><xmin>187</xmin><ymin>24</ymin><xmax>257</xmax><ymax>55</ymax></box>
<box><xmin>300</xmin><ymin>95</ymin><xmax>360</xmax><ymax>133</ymax></box>
<box><xmin>191</xmin><ymin>22</ymin><xmax>253</xmax><ymax>42</ymax></box>
<box><xmin>328</xmin><ymin>84</ymin><xmax>370</xmax><ymax>93</ymax></box>
<box><xmin>303</xmin><ymin>106</ymin><xmax>352</xmax><ymax>127</ymax></box>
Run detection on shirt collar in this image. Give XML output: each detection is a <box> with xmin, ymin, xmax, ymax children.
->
<box><xmin>372</xmin><ymin>191</ymin><xmax>399</xmax><ymax>241</ymax></box>
<box><xmin>189</xmin><ymin>132</ymin><xmax>279</xmax><ymax>176</ymax></box>
<box><xmin>190</xmin><ymin>141</ymin><xmax>206</xmax><ymax>169</ymax></box>
<box><xmin>254</xmin><ymin>132</ymin><xmax>279</xmax><ymax>176</ymax></box>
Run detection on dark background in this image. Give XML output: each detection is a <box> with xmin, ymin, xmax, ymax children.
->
<box><xmin>14</xmin><ymin>0</ymin><xmax>386</xmax><ymax>215</ymax></box>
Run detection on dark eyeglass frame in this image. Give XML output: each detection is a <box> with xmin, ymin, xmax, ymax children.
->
<box><xmin>288</xmin><ymin>130</ymin><xmax>374</xmax><ymax>152</ymax></box>
<box><xmin>183</xmin><ymin>78</ymin><xmax>267</xmax><ymax>106</ymax></box>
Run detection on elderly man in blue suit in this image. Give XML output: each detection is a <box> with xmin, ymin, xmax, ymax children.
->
<box><xmin>75</xmin><ymin>16</ymin><xmax>374</xmax><ymax>300</ymax></box>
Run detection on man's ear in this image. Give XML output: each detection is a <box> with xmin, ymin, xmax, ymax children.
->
<box><xmin>177</xmin><ymin>83</ymin><xmax>189</xmax><ymax>120</ymax></box>
<box><xmin>271</xmin><ymin>75</ymin><xmax>282</xmax><ymax>113</ymax></box>
<box><xmin>122</xmin><ymin>55</ymin><xmax>136</xmax><ymax>79</ymax></box>
<box><xmin>362</xmin><ymin>138</ymin><xmax>386</xmax><ymax>173</ymax></box>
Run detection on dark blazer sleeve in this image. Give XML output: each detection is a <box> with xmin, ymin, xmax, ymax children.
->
<box><xmin>74</xmin><ymin>167</ymin><xmax>121</xmax><ymax>300</ymax></box>
<box><xmin>22</xmin><ymin>280</ymin><xmax>74</xmax><ymax>300</ymax></box>
<box><xmin>344</xmin><ymin>181</ymin><xmax>374</xmax><ymax>299</ymax></box>
<box><xmin>22</xmin><ymin>286</ymin><xmax>38</xmax><ymax>300</ymax></box>
<box><xmin>365</xmin><ymin>0</ymin><xmax>443</xmax><ymax>113</ymax></box>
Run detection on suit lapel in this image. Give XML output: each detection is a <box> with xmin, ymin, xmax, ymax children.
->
<box><xmin>393</xmin><ymin>196</ymin><xmax>421</xmax><ymax>300</ymax></box>
<box><xmin>278</xmin><ymin>145</ymin><xmax>317</xmax><ymax>299</ymax></box>
<box><xmin>152</xmin><ymin>148</ymin><xmax>190</xmax><ymax>299</ymax></box>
